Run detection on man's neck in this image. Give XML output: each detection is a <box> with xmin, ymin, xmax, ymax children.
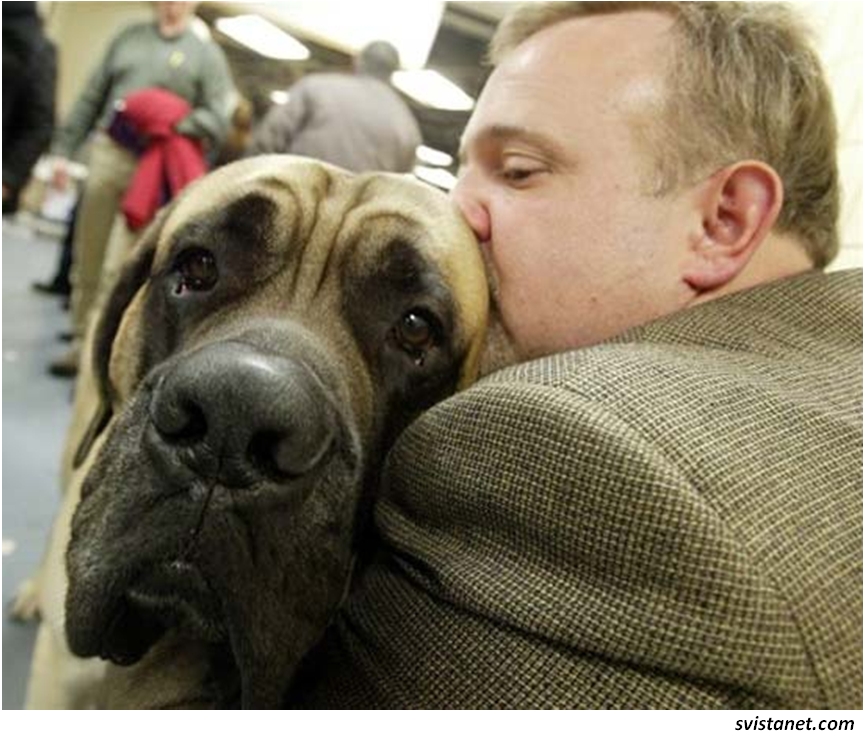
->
<box><xmin>694</xmin><ymin>233</ymin><xmax>816</xmax><ymax>307</ymax></box>
<box><xmin>158</xmin><ymin>22</ymin><xmax>188</xmax><ymax>39</ymax></box>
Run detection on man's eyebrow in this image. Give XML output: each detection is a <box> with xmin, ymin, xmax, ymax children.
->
<box><xmin>459</xmin><ymin>124</ymin><xmax>568</xmax><ymax>164</ymax></box>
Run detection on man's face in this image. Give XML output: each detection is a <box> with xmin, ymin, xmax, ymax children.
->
<box><xmin>155</xmin><ymin>2</ymin><xmax>195</xmax><ymax>37</ymax></box>
<box><xmin>453</xmin><ymin>12</ymin><xmax>700</xmax><ymax>358</ymax></box>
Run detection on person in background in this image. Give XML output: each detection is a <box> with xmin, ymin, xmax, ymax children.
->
<box><xmin>32</xmin><ymin>204</ymin><xmax>76</xmax><ymax>302</ymax></box>
<box><xmin>48</xmin><ymin>1</ymin><xmax>234</xmax><ymax>378</ymax></box>
<box><xmin>246</xmin><ymin>40</ymin><xmax>421</xmax><ymax>173</ymax></box>
<box><xmin>2</xmin><ymin>2</ymin><xmax>57</xmax><ymax>215</ymax></box>
<box><xmin>289</xmin><ymin>2</ymin><xmax>862</xmax><ymax>709</ymax></box>
<box><xmin>214</xmin><ymin>96</ymin><xmax>254</xmax><ymax>167</ymax></box>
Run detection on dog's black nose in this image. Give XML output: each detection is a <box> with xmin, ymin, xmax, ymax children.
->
<box><xmin>148</xmin><ymin>342</ymin><xmax>335</xmax><ymax>485</ymax></box>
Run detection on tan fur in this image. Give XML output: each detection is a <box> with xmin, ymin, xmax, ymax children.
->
<box><xmin>17</xmin><ymin>155</ymin><xmax>500</xmax><ymax>709</ymax></box>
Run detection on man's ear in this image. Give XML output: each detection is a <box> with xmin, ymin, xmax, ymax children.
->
<box><xmin>684</xmin><ymin>160</ymin><xmax>783</xmax><ymax>292</ymax></box>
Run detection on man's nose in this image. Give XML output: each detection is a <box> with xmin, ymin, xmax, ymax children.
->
<box><xmin>451</xmin><ymin>176</ymin><xmax>491</xmax><ymax>243</ymax></box>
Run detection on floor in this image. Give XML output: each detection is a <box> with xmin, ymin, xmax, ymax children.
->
<box><xmin>2</xmin><ymin>217</ymin><xmax>75</xmax><ymax>709</ymax></box>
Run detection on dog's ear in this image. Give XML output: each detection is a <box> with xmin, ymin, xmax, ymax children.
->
<box><xmin>72</xmin><ymin>208</ymin><xmax>170</xmax><ymax>469</ymax></box>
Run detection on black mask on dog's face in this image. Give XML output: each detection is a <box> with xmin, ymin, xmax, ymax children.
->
<box><xmin>63</xmin><ymin>159</ymin><xmax>492</xmax><ymax>708</ymax></box>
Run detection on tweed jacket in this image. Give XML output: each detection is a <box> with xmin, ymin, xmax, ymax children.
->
<box><xmin>291</xmin><ymin>268</ymin><xmax>862</xmax><ymax>709</ymax></box>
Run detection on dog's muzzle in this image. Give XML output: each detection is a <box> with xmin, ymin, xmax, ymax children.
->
<box><xmin>146</xmin><ymin>342</ymin><xmax>336</xmax><ymax>489</ymax></box>
<box><xmin>66</xmin><ymin>337</ymin><xmax>358</xmax><ymax>688</ymax></box>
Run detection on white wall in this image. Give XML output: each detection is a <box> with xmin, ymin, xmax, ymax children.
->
<box><xmin>798</xmin><ymin>2</ymin><xmax>863</xmax><ymax>271</ymax></box>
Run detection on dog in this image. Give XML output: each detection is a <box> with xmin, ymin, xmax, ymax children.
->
<box><xmin>19</xmin><ymin>155</ymin><xmax>505</xmax><ymax>709</ymax></box>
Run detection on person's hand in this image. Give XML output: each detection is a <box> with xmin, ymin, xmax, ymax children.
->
<box><xmin>51</xmin><ymin>158</ymin><xmax>71</xmax><ymax>191</ymax></box>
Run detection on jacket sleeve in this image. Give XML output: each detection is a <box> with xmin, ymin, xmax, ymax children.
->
<box><xmin>289</xmin><ymin>378</ymin><xmax>819</xmax><ymax>709</ymax></box>
<box><xmin>2</xmin><ymin>39</ymin><xmax>56</xmax><ymax>190</ymax></box>
<box><xmin>245</xmin><ymin>80</ymin><xmax>310</xmax><ymax>156</ymax></box>
<box><xmin>174</xmin><ymin>40</ymin><xmax>234</xmax><ymax>150</ymax></box>
<box><xmin>51</xmin><ymin>33</ymin><xmax>122</xmax><ymax>158</ymax></box>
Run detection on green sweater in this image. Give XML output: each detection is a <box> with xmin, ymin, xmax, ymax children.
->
<box><xmin>53</xmin><ymin>21</ymin><xmax>234</xmax><ymax>157</ymax></box>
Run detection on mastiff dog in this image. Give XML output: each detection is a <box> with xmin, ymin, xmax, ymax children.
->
<box><xmin>36</xmin><ymin>155</ymin><xmax>493</xmax><ymax>708</ymax></box>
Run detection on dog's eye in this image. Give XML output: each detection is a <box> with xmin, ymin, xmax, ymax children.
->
<box><xmin>393</xmin><ymin>309</ymin><xmax>441</xmax><ymax>366</ymax></box>
<box><xmin>172</xmin><ymin>248</ymin><xmax>218</xmax><ymax>295</ymax></box>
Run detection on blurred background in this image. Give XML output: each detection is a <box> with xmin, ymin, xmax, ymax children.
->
<box><xmin>1</xmin><ymin>0</ymin><xmax>862</xmax><ymax>710</ymax></box>
<box><xmin>32</xmin><ymin>1</ymin><xmax>515</xmax><ymax>198</ymax></box>
<box><xmin>16</xmin><ymin>1</ymin><xmax>865</xmax><ymax>264</ymax></box>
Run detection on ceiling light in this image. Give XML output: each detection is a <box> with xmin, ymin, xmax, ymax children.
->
<box><xmin>270</xmin><ymin>90</ymin><xmax>291</xmax><ymax>105</ymax></box>
<box><xmin>414</xmin><ymin>165</ymin><xmax>457</xmax><ymax>191</ymax></box>
<box><xmin>416</xmin><ymin>144</ymin><xmax>454</xmax><ymax>167</ymax></box>
<box><xmin>392</xmin><ymin>70</ymin><xmax>474</xmax><ymax>112</ymax></box>
<box><xmin>244</xmin><ymin>1</ymin><xmax>444</xmax><ymax>70</ymax></box>
<box><xmin>216</xmin><ymin>15</ymin><xmax>310</xmax><ymax>60</ymax></box>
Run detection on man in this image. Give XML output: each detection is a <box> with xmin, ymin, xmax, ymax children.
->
<box><xmin>289</xmin><ymin>3</ymin><xmax>861</xmax><ymax>708</ymax></box>
<box><xmin>246</xmin><ymin>41</ymin><xmax>422</xmax><ymax>173</ymax></box>
<box><xmin>48</xmin><ymin>2</ymin><xmax>234</xmax><ymax>377</ymax></box>
<box><xmin>2</xmin><ymin>2</ymin><xmax>56</xmax><ymax>215</ymax></box>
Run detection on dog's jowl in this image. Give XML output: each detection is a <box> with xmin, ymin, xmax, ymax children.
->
<box><xmin>62</xmin><ymin>156</ymin><xmax>489</xmax><ymax>708</ymax></box>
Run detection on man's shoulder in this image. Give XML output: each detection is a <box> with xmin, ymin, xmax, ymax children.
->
<box><xmin>298</xmin><ymin>72</ymin><xmax>348</xmax><ymax>88</ymax></box>
<box><xmin>621</xmin><ymin>268</ymin><xmax>861</xmax><ymax>348</ymax></box>
<box><xmin>107</xmin><ymin>21</ymin><xmax>169</xmax><ymax>54</ymax></box>
<box><xmin>408</xmin><ymin>266</ymin><xmax>862</xmax><ymax>515</ymax></box>
<box><xmin>428</xmin><ymin>268</ymin><xmax>862</xmax><ymax>454</ymax></box>
<box><xmin>181</xmin><ymin>27</ymin><xmax>227</xmax><ymax>57</ymax></box>
<box><xmin>304</xmin><ymin>72</ymin><xmax>396</xmax><ymax>96</ymax></box>
<box><xmin>287</xmin><ymin>72</ymin><xmax>347</xmax><ymax>100</ymax></box>
<box><xmin>482</xmin><ymin>268</ymin><xmax>862</xmax><ymax>392</ymax></box>
<box><xmin>114</xmin><ymin>21</ymin><xmax>156</xmax><ymax>41</ymax></box>
<box><xmin>114</xmin><ymin>22</ymin><xmax>219</xmax><ymax>51</ymax></box>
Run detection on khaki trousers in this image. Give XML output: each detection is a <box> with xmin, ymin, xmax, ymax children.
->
<box><xmin>69</xmin><ymin>133</ymin><xmax>138</xmax><ymax>338</ymax></box>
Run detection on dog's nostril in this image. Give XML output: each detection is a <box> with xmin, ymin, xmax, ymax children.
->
<box><xmin>247</xmin><ymin>429</ymin><xmax>333</xmax><ymax>481</ymax></box>
<box><xmin>151</xmin><ymin>396</ymin><xmax>208</xmax><ymax>445</ymax></box>
<box><xmin>248</xmin><ymin>432</ymin><xmax>296</xmax><ymax>481</ymax></box>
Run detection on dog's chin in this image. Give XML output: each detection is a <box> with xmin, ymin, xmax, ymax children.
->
<box><xmin>74</xmin><ymin>559</ymin><xmax>227</xmax><ymax>669</ymax></box>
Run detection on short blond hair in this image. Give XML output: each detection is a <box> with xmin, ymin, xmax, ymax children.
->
<box><xmin>490</xmin><ymin>2</ymin><xmax>840</xmax><ymax>267</ymax></box>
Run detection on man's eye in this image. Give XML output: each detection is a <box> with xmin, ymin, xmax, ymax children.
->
<box><xmin>500</xmin><ymin>157</ymin><xmax>546</xmax><ymax>184</ymax></box>
<box><xmin>502</xmin><ymin>168</ymin><xmax>538</xmax><ymax>182</ymax></box>
<box><xmin>172</xmin><ymin>248</ymin><xmax>218</xmax><ymax>295</ymax></box>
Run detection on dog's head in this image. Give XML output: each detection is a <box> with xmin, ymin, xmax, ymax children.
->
<box><xmin>64</xmin><ymin>156</ymin><xmax>489</xmax><ymax>708</ymax></box>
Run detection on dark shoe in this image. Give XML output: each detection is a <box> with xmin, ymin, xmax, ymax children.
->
<box><xmin>32</xmin><ymin>281</ymin><xmax>71</xmax><ymax>297</ymax></box>
<box><xmin>48</xmin><ymin>345</ymin><xmax>80</xmax><ymax>378</ymax></box>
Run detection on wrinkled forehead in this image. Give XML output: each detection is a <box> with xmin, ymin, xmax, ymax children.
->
<box><xmin>162</xmin><ymin>155</ymin><xmax>343</xmax><ymax>241</ymax></box>
<box><xmin>157</xmin><ymin>154</ymin><xmax>488</xmax><ymax>337</ymax></box>
<box><xmin>163</xmin><ymin>155</ymin><xmax>471</xmax><ymax>245</ymax></box>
